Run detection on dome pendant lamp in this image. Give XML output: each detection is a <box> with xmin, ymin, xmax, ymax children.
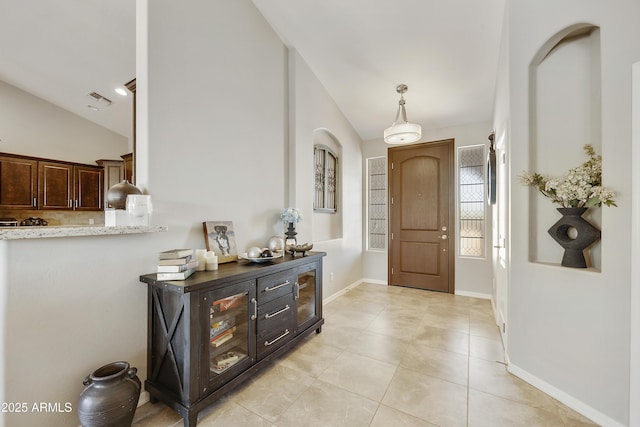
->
<box><xmin>383</xmin><ymin>84</ymin><xmax>422</xmax><ymax>144</ymax></box>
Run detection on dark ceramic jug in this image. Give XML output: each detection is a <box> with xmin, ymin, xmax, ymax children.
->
<box><xmin>78</xmin><ymin>361</ymin><xmax>141</xmax><ymax>427</ymax></box>
<box><xmin>106</xmin><ymin>180</ymin><xmax>141</xmax><ymax>210</ymax></box>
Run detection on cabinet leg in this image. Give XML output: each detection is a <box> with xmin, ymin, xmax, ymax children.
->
<box><xmin>149</xmin><ymin>396</ymin><xmax>158</xmax><ymax>404</ymax></box>
<box><xmin>184</xmin><ymin>412</ymin><xmax>198</xmax><ymax>427</ymax></box>
<box><xmin>316</xmin><ymin>326</ymin><xmax>322</xmax><ymax>334</ymax></box>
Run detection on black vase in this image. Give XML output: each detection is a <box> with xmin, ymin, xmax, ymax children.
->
<box><xmin>78</xmin><ymin>361</ymin><xmax>141</xmax><ymax>427</ymax></box>
<box><xmin>285</xmin><ymin>222</ymin><xmax>297</xmax><ymax>244</ymax></box>
<box><xmin>547</xmin><ymin>207</ymin><xmax>601</xmax><ymax>268</ymax></box>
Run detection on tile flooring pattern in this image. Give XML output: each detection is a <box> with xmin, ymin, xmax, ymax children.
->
<box><xmin>132</xmin><ymin>283</ymin><xmax>598</xmax><ymax>427</ymax></box>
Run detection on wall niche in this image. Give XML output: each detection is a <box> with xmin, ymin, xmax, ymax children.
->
<box><xmin>528</xmin><ymin>24</ymin><xmax>602</xmax><ymax>270</ymax></box>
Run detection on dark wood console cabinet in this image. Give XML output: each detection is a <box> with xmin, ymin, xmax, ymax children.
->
<box><xmin>139</xmin><ymin>252</ymin><xmax>325</xmax><ymax>427</ymax></box>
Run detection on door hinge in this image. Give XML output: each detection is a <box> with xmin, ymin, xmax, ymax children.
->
<box><xmin>391</xmin><ymin>197</ymin><xmax>394</xmax><ymax>204</ymax></box>
<box><xmin>391</xmin><ymin>162</ymin><xmax>394</xmax><ymax>170</ymax></box>
<box><xmin>391</xmin><ymin>267</ymin><xmax>394</xmax><ymax>275</ymax></box>
<box><xmin>391</xmin><ymin>232</ymin><xmax>394</xmax><ymax>240</ymax></box>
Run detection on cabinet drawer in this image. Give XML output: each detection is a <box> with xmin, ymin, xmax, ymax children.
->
<box><xmin>257</xmin><ymin>270</ymin><xmax>295</xmax><ymax>304</ymax></box>
<box><xmin>257</xmin><ymin>323</ymin><xmax>293</xmax><ymax>357</ymax></box>
<box><xmin>257</xmin><ymin>294</ymin><xmax>294</xmax><ymax>339</ymax></box>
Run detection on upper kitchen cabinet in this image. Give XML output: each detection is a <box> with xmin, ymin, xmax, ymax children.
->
<box><xmin>0</xmin><ymin>153</ymin><xmax>104</xmax><ymax>211</ymax></box>
<box><xmin>0</xmin><ymin>154</ymin><xmax>38</xmax><ymax>209</ymax></box>
<box><xmin>74</xmin><ymin>165</ymin><xmax>104</xmax><ymax>210</ymax></box>
<box><xmin>38</xmin><ymin>161</ymin><xmax>73</xmax><ymax>210</ymax></box>
<box><xmin>39</xmin><ymin>161</ymin><xmax>103</xmax><ymax>211</ymax></box>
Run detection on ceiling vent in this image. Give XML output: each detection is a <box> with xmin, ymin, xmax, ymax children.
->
<box><xmin>87</xmin><ymin>91</ymin><xmax>112</xmax><ymax>107</ymax></box>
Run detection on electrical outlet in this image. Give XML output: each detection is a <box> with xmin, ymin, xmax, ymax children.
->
<box><xmin>330</xmin><ymin>272</ymin><xmax>334</xmax><ymax>281</ymax></box>
<box><xmin>89</xmin><ymin>219</ymin><xmax>94</xmax><ymax>225</ymax></box>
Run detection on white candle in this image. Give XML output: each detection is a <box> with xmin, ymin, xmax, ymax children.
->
<box><xmin>205</xmin><ymin>251</ymin><xmax>218</xmax><ymax>271</ymax></box>
<box><xmin>195</xmin><ymin>249</ymin><xmax>207</xmax><ymax>271</ymax></box>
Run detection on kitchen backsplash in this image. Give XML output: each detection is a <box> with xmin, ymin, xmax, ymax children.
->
<box><xmin>0</xmin><ymin>209</ymin><xmax>105</xmax><ymax>226</ymax></box>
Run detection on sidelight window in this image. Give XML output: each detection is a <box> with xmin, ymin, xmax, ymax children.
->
<box><xmin>458</xmin><ymin>145</ymin><xmax>486</xmax><ymax>257</ymax></box>
<box><xmin>367</xmin><ymin>157</ymin><xmax>387</xmax><ymax>251</ymax></box>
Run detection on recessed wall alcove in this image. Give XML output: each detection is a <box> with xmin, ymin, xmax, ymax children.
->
<box><xmin>312</xmin><ymin>128</ymin><xmax>343</xmax><ymax>242</ymax></box>
<box><xmin>528</xmin><ymin>24</ymin><xmax>602</xmax><ymax>271</ymax></box>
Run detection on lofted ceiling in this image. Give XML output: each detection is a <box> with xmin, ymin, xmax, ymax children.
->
<box><xmin>0</xmin><ymin>0</ymin><xmax>135</xmax><ymax>139</ymax></box>
<box><xmin>0</xmin><ymin>1</ymin><xmax>505</xmax><ymax>143</ymax></box>
<box><xmin>252</xmin><ymin>0</ymin><xmax>506</xmax><ymax>142</ymax></box>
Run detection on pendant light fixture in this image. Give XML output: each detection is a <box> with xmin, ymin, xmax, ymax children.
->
<box><xmin>383</xmin><ymin>84</ymin><xmax>422</xmax><ymax>144</ymax></box>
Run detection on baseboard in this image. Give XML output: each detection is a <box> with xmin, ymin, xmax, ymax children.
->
<box><xmin>507</xmin><ymin>363</ymin><xmax>624</xmax><ymax>427</ymax></box>
<box><xmin>454</xmin><ymin>289</ymin><xmax>492</xmax><ymax>299</ymax></box>
<box><xmin>360</xmin><ymin>278</ymin><xmax>387</xmax><ymax>286</ymax></box>
<box><xmin>323</xmin><ymin>279</ymin><xmax>365</xmax><ymax>304</ymax></box>
<box><xmin>138</xmin><ymin>391</ymin><xmax>150</xmax><ymax>407</ymax></box>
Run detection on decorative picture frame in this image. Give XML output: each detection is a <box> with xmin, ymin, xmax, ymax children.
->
<box><xmin>203</xmin><ymin>221</ymin><xmax>238</xmax><ymax>263</ymax></box>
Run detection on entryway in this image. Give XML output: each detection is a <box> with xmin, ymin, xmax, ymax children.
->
<box><xmin>388</xmin><ymin>139</ymin><xmax>455</xmax><ymax>292</ymax></box>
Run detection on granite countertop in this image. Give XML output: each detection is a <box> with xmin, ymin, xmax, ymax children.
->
<box><xmin>0</xmin><ymin>225</ymin><xmax>168</xmax><ymax>240</ymax></box>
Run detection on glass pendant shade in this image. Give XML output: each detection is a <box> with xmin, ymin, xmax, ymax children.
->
<box><xmin>383</xmin><ymin>84</ymin><xmax>422</xmax><ymax>144</ymax></box>
<box><xmin>384</xmin><ymin>122</ymin><xmax>422</xmax><ymax>144</ymax></box>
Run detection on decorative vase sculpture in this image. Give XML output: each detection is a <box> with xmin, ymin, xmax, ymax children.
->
<box><xmin>547</xmin><ymin>207</ymin><xmax>601</xmax><ymax>268</ymax></box>
<box><xmin>106</xmin><ymin>180</ymin><xmax>142</xmax><ymax>210</ymax></box>
<box><xmin>78</xmin><ymin>361</ymin><xmax>141</xmax><ymax>427</ymax></box>
<box><xmin>284</xmin><ymin>222</ymin><xmax>297</xmax><ymax>245</ymax></box>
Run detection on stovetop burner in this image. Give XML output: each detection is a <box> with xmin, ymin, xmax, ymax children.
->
<box><xmin>0</xmin><ymin>217</ymin><xmax>18</xmax><ymax>227</ymax></box>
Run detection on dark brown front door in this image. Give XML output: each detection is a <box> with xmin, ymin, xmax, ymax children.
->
<box><xmin>388</xmin><ymin>139</ymin><xmax>454</xmax><ymax>292</ymax></box>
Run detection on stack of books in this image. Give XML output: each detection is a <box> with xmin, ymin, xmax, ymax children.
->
<box><xmin>157</xmin><ymin>249</ymin><xmax>197</xmax><ymax>280</ymax></box>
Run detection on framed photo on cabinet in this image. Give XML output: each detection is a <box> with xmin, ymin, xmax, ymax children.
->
<box><xmin>203</xmin><ymin>221</ymin><xmax>238</xmax><ymax>263</ymax></box>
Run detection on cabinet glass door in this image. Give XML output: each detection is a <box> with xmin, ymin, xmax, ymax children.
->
<box><xmin>295</xmin><ymin>263</ymin><xmax>319</xmax><ymax>331</ymax></box>
<box><xmin>204</xmin><ymin>280</ymin><xmax>255</xmax><ymax>388</ymax></box>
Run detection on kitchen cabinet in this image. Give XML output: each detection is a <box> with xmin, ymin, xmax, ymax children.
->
<box><xmin>139</xmin><ymin>252</ymin><xmax>325</xmax><ymax>427</ymax></box>
<box><xmin>121</xmin><ymin>153</ymin><xmax>133</xmax><ymax>183</ymax></box>
<box><xmin>39</xmin><ymin>161</ymin><xmax>103</xmax><ymax>211</ymax></box>
<box><xmin>0</xmin><ymin>153</ymin><xmax>104</xmax><ymax>211</ymax></box>
<box><xmin>0</xmin><ymin>154</ymin><xmax>38</xmax><ymax>209</ymax></box>
<box><xmin>96</xmin><ymin>159</ymin><xmax>124</xmax><ymax>208</ymax></box>
<box><xmin>38</xmin><ymin>161</ymin><xmax>73</xmax><ymax>209</ymax></box>
<box><xmin>74</xmin><ymin>164</ymin><xmax>103</xmax><ymax>210</ymax></box>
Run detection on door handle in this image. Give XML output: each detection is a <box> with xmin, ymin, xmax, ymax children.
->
<box><xmin>264</xmin><ymin>280</ymin><xmax>290</xmax><ymax>292</ymax></box>
<box><xmin>250</xmin><ymin>298</ymin><xmax>257</xmax><ymax>320</ymax></box>
<box><xmin>264</xmin><ymin>305</ymin><xmax>290</xmax><ymax>319</ymax></box>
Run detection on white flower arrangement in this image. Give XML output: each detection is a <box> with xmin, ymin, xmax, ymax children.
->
<box><xmin>519</xmin><ymin>145</ymin><xmax>616</xmax><ymax>208</ymax></box>
<box><xmin>281</xmin><ymin>207</ymin><xmax>303</xmax><ymax>224</ymax></box>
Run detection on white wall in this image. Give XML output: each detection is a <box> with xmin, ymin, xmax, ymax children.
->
<box><xmin>362</xmin><ymin>120</ymin><xmax>494</xmax><ymax>297</ymax></box>
<box><xmin>289</xmin><ymin>50</ymin><xmax>364</xmax><ymax>298</ymax></box>
<box><xmin>497</xmin><ymin>0</ymin><xmax>640</xmax><ymax>424</ymax></box>
<box><xmin>0</xmin><ymin>235</ymin><xmax>163</xmax><ymax>427</ymax></box>
<box><xmin>0</xmin><ymin>1</ymin><xmax>363</xmax><ymax>426</ymax></box>
<box><xmin>0</xmin><ymin>80</ymin><xmax>129</xmax><ymax>164</ymax></box>
<box><xmin>630</xmin><ymin>61</ymin><xmax>640</xmax><ymax>427</ymax></box>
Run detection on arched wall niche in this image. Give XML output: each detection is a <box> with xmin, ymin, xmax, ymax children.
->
<box><xmin>312</xmin><ymin>128</ymin><xmax>343</xmax><ymax>242</ymax></box>
<box><xmin>528</xmin><ymin>23</ymin><xmax>602</xmax><ymax>270</ymax></box>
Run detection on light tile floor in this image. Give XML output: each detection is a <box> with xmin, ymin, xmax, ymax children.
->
<box><xmin>132</xmin><ymin>283</ymin><xmax>599</xmax><ymax>427</ymax></box>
